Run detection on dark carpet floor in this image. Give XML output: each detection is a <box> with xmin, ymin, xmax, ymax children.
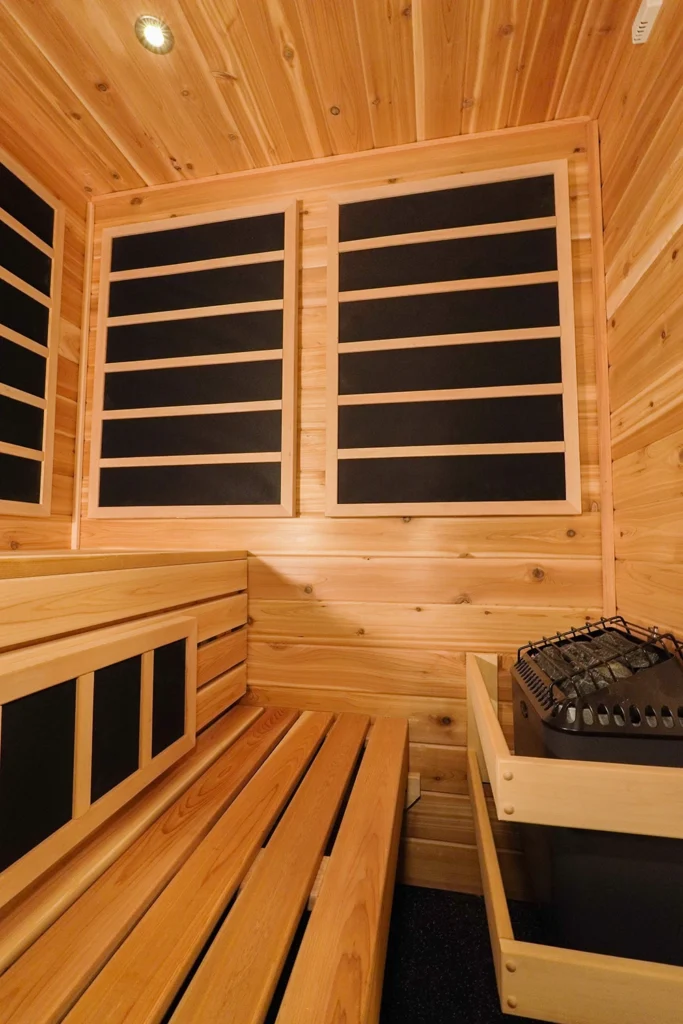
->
<box><xmin>381</xmin><ymin>886</ymin><xmax>545</xmax><ymax>1024</ymax></box>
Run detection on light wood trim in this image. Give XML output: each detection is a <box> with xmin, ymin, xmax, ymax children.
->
<box><xmin>72</xmin><ymin>672</ymin><xmax>95</xmax><ymax>819</ymax></box>
<box><xmin>338</xmin><ymin>442</ymin><xmax>566</xmax><ymax>459</ymax></box>
<box><xmin>103</xmin><ymin>197</ymin><xmax>296</xmax><ymax>237</ymax></box>
<box><xmin>0</xmin><ymin>380</ymin><xmax>47</xmax><ymax>409</ymax></box>
<box><xmin>325</xmin><ymin>195</ymin><xmax>341</xmax><ymax>516</ymax></box>
<box><xmin>338</xmin><ymin>383</ymin><xmax>563</xmax><ymax>406</ymax></box>
<box><xmin>0</xmin><ymin>263</ymin><xmax>52</xmax><ymax>307</ymax></box>
<box><xmin>280</xmin><ymin>199</ymin><xmax>300</xmax><ymax>518</ymax></box>
<box><xmin>340</xmin><ymin>270</ymin><xmax>559</xmax><ymax>303</ymax></box>
<box><xmin>337</xmin><ymin>216</ymin><xmax>557</xmax><ymax>253</ymax></box>
<box><xmin>0</xmin><ymin>550</ymin><xmax>247</xmax><ymax>580</ymax></box>
<box><xmin>330</xmin><ymin>158</ymin><xmax>576</xmax><ymax>207</ymax></box>
<box><xmin>105</xmin><ymin>349</ymin><xmax>283</xmax><ymax>372</ymax></box>
<box><xmin>139</xmin><ymin>650</ymin><xmax>154</xmax><ymax>769</ymax></box>
<box><xmin>63</xmin><ymin>712</ymin><xmax>333</xmax><ymax>1024</ymax></box>
<box><xmin>588</xmin><ymin>121</ymin><xmax>616</xmax><ymax>615</ymax></box>
<box><xmin>0</xmin><ymin>323</ymin><xmax>50</xmax><ymax>357</ymax></box>
<box><xmin>0</xmin><ymin>206</ymin><xmax>54</xmax><ymax>257</ymax></box>
<box><xmin>498</xmin><ymin>937</ymin><xmax>683</xmax><ymax>1024</ymax></box>
<box><xmin>466</xmin><ymin>654</ymin><xmax>506</xmax><ymax>804</ymax></box>
<box><xmin>553</xmin><ymin>159</ymin><xmax>582</xmax><ymax>519</ymax></box>
<box><xmin>0</xmin><ymin>707</ymin><xmax>263</xmax><ymax>976</ymax></box>
<box><xmin>101</xmin><ymin>400</ymin><xmax>282</xmax><ymax>420</ymax></box>
<box><xmin>172</xmin><ymin>714</ymin><xmax>371</xmax><ymax>1024</ymax></box>
<box><xmin>466</xmin><ymin>652</ymin><xmax>499</xmax><ymax>786</ymax></box>
<box><xmin>106</xmin><ymin>298</ymin><xmax>283</xmax><ymax>328</ymax></box>
<box><xmin>468</xmin><ymin>749</ymin><xmax>513</xmax><ymax>991</ymax></box>
<box><xmin>0</xmin><ymin>708</ymin><xmax>296</xmax><ymax>1021</ymax></box>
<box><xmin>338</xmin><ymin>325</ymin><xmax>561</xmax><ymax>353</ymax></box>
<box><xmin>467</xmin><ymin>648</ymin><xmax>683</xmax><ymax>840</ymax></box>
<box><xmin>277</xmin><ymin>716</ymin><xmax>408</xmax><ymax>1024</ymax></box>
<box><xmin>0</xmin><ymin>141</ymin><xmax>67</xmax><ymax>212</ymax></box>
<box><xmin>71</xmin><ymin>199</ymin><xmax>95</xmax><ymax>550</ymax></box>
<box><xmin>0</xmin><ymin>615</ymin><xmax>198</xmax><ymax>911</ymax></box>
<box><xmin>0</xmin><ymin>439</ymin><xmax>44</xmax><ymax>461</ymax></box>
<box><xmin>325</xmin><ymin>498</ymin><xmax>582</xmax><ymax>517</ymax></box>
<box><xmin>100</xmin><ymin>453</ymin><xmax>282</xmax><ymax>468</ymax></box>
<box><xmin>88</xmin><ymin>502</ymin><xmax>292</xmax><ymax>520</ymax></box>
<box><xmin>108</xmin><ymin>249</ymin><xmax>285</xmax><ymax>282</ymax></box>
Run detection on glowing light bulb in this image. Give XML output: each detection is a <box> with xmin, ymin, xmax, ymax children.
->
<box><xmin>143</xmin><ymin>23</ymin><xmax>165</xmax><ymax>48</ymax></box>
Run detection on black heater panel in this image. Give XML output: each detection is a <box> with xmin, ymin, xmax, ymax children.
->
<box><xmin>91</xmin><ymin>656</ymin><xmax>142</xmax><ymax>803</ymax></box>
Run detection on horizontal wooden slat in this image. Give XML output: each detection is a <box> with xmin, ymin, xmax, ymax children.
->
<box><xmin>337</xmin><ymin>216</ymin><xmax>557</xmax><ymax>253</ymax></box>
<box><xmin>337</xmin><ymin>382</ymin><xmax>563</xmax><ymax>405</ymax></box>
<box><xmin>197</xmin><ymin>663</ymin><xmax>248</xmax><ymax>731</ymax></box>
<box><xmin>0</xmin><ymin>264</ymin><xmax>52</xmax><ymax>307</ymax></box>
<box><xmin>338</xmin><ymin>325</ymin><xmax>562</xmax><ymax>353</ymax></box>
<box><xmin>0</xmin><ymin>559</ymin><xmax>246</xmax><ymax>647</ymax></box>
<box><xmin>0</xmin><ymin>206</ymin><xmax>54</xmax><ymax>257</ymax></box>
<box><xmin>0</xmin><ymin>550</ymin><xmax>246</xmax><ymax>579</ymax></box>
<box><xmin>400</xmin><ymin>838</ymin><xmax>528</xmax><ymax>900</ymax></box>
<box><xmin>64</xmin><ymin>712</ymin><xmax>333</xmax><ymax>1024</ymax></box>
<box><xmin>615</xmin><ymin>560</ymin><xmax>683</xmax><ymax>636</ymax></box>
<box><xmin>247</xmin><ymin>605</ymin><xmax>598</xmax><ymax>651</ymax></box>
<box><xmin>193</xmin><ymin>593</ymin><xmax>248</xmax><ymax>643</ymax></box>
<box><xmin>108</xmin><ymin>249</ymin><xmax>285</xmax><ymax>282</ymax></box>
<box><xmin>340</xmin><ymin>269</ymin><xmax>559</xmax><ymax>302</ymax></box>
<box><xmin>0</xmin><ymin>705</ymin><xmax>263</xmax><ymax>974</ymax></box>
<box><xmin>405</xmin><ymin>791</ymin><xmax>520</xmax><ymax>850</ymax></box>
<box><xmin>338</xmin><ymin>442</ymin><xmax>566</xmax><ymax>459</ymax></box>
<box><xmin>248</xmin><ymin>554</ymin><xmax>601</xmax><ymax>607</ymax></box>
<box><xmin>105</xmin><ymin>349</ymin><xmax>283</xmax><ymax>372</ymax></box>
<box><xmin>0</xmin><ymin>380</ymin><xmax>47</xmax><ymax>410</ymax></box>
<box><xmin>0</xmin><ymin>440</ymin><xmax>44</xmax><ymax>462</ymax></box>
<box><xmin>100</xmin><ymin>453</ymin><xmax>282</xmax><ymax>468</ymax></box>
<box><xmin>80</xmin><ymin>514</ymin><xmax>602</xmax><ymax>557</ymax></box>
<box><xmin>101</xmin><ymin>400</ymin><xmax>282</xmax><ymax>420</ymax></box>
<box><xmin>0</xmin><ymin>707</ymin><xmax>298</xmax><ymax>1022</ymax></box>
<box><xmin>197</xmin><ymin>628</ymin><xmax>247</xmax><ymax>687</ymax></box>
<box><xmin>0</xmin><ymin>323</ymin><xmax>50</xmax><ymax>357</ymax></box>
<box><xmin>106</xmin><ymin>298</ymin><xmax>283</xmax><ymax>328</ymax></box>
<box><xmin>409</xmin><ymin>742</ymin><xmax>468</xmax><ymax>795</ymax></box>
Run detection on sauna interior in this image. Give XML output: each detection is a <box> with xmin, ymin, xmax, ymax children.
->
<box><xmin>0</xmin><ymin>1</ymin><xmax>681</xmax><ymax>1022</ymax></box>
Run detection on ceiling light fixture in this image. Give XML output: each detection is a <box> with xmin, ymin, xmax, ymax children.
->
<box><xmin>135</xmin><ymin>15</ymin><xmax>174</xmax><ymax>54</ymax></box>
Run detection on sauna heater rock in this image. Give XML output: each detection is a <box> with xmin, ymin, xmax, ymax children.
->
<box><xmin>511</xmin><ymin>617</ymin><xmax>683</xmax><ymax>965</ymax></box>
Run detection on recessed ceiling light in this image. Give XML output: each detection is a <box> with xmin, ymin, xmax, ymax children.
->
<box><xmin>135</xmin><ymin>15</ymin><xmax>174</xmax><ymax>54</ymax></box>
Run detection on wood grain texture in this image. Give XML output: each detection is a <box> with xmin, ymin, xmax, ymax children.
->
<box><xmin>600</xmin><ymin>2</ymin><xmax>683</xmax><ymax>635</ymax></box>
<box><xmin>81</xmin><ymin>121</ymin><xmax>603</xmax><ymax>892</ymax></box>
<box><xmin>64</xmin><ymin>711</ymin><xmax>332</xmax><ymax>1024</ymax></box>
<box><xmin>172</xmin><ymin>714</ymin><xmax>370</xmax><ymax>1024</ymax></box>
<box><xmin>276</xmin><ymin>717</ymin><xmax>407</xmax><ymax>1024</ymax></box>
<box><xmin>197</xmin><ymin>663</ymin><xmax>248</xmax><ymax>730</ymax></box>
<box><xmin>0</xmin><ymin>707</ymin><xmax>298</xmax><ymax>1024</ymax></box>
<box><xmin>0</xmin><ymin>705</ymin><xmax>262</xmax><ymax>975</ymax></box>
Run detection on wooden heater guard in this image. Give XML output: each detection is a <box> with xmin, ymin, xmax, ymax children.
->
<box><xmin>467</xmin><ymin>652</ymin><xmax>683</xmax><ymax>1024</ymax></box>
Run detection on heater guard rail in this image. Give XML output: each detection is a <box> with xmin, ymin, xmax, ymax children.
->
<box><xmin>467</xmin><ymin>651</ymin><xmax>683</xmax><ymax>1024</ymax></box>
<box><xmin>467</xmin><ymin>652</ymin><xmax>683</xmax><ymax>839</ymax></box>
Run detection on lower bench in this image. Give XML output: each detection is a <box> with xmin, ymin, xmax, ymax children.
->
<box><xmin>0</xmin><ymin>705</ymin><xmax>408</xmax><ymax>1024</ymax></box>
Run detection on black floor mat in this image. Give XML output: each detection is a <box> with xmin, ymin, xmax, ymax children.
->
<box><xmin>381</xmin><ymin>886</ymin><xmax>545</xmax><ymax>1024</ymax></box>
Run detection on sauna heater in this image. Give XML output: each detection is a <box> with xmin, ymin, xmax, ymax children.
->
<box><xmin>511</xmin><ymin>617</ymin><xmax>683</xmax><ymax>965</ymax></box>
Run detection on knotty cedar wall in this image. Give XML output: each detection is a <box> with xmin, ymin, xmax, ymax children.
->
<box><xmin>81</xmin><ymin>119</ymin><xmax>605</xmax><ymax>892</ymax></box>
<box><xmin>0</xmin><ymin>188</ymin><xmax>85</xmax><ymax>552</ymax></box>
<box><xmin>602</xmin><ymin>2</ymin><xmax>683</xmax><ymax>637</ymax></box>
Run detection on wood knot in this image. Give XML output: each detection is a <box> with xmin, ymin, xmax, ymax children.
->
<box><xmin>96</xmin><ymin>82</ymin><xmax>109</xmax><ymax>92</ymax></box>
<box><xmin>283</xmin><ymin>46</ymin><xmax>295</xmax><ymax>61</ymax></box>
<box><xmin>329</xmin><ymin>105</ymin><xmax>341</xmax><ymax>115</ymax></box>
<box><xmin>402</xmin><ymin>516</ymin><xmax>412</xmax><ymax>523</ymax></box>
<box><xmin>567</xmin><ymin>529</ymin><xmax>576</xmax><ymax>538</ymax></box>
<box><xmin>303</xmin><ymin>585</ymin><xmax>313</xmax><ymax>594</ymax></box>
<box><xmin>499</xmin><ymin>22</ymin><xmax>514</xmax><ymax>35</ymax></box>
<box><xmin>10</xmin><ymin>540</ymin><xmax>19</xmax><ymax>550</ymax></box>
<box><xmin>247</xmin><ymin>616</ymin><xmax>254</xmax><ymax>625</ymax></box>
<box><xmin>454</xmin><ymin>594</ymin><xmax>471</xmax><ymax>604</ymax></box>
<box><xmin>131</xmin><ymin>196</ymin><xmax>143</xmax><ymax>206</ymax></box>
<box><xmin>532</xmin><ymin>567</ymin><xmax>545</xmax><ymax>581</ymax></box>
<box><xmin>673</xmin><ymin>249</ymin><xmax>679</xmax><ymax>261</ymax></box>
<box><xmin>440</xmin><ymin>716</ymin><xmax>452</xmax><ymax>726</ymax></box>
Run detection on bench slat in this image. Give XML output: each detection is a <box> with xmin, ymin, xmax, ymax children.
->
<box><xmin>0</xmin><ymin>706</ymin><xmax>297</xmax><ymax>1024</ymax></box>
<box><xmin>64</xmin><ymin>711</ymin><xmax>334</xmax><ymax>1024</ymax></box>
<box><xmin>0</xmin><ymin>704</ymin><xmax>262</xmax><ymax>976</ymax></box>
<box><xmin>172</xmin><ymin>713</ymin><xmax>371</xmax><ymax>1024</ymax></box>
<box><xmin>276</xmin><ymin>716</ymin><xmax>408</xmax><ymax>1024</ymax></box>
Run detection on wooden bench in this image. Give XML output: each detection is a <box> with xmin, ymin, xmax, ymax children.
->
<box><xmin>0</xmin><ymin>704</ymin><xmax>408</xmax><ymax>1024</ymax></box>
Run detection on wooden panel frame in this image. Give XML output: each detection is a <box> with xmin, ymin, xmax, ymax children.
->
<box><xmin>87</xmin><ymin>200</ymin><xmax>299</xmax><ymax>519</ymax></box>
<box><xmin>326</xmin><ymin>161</ymin><xmax>581</xmax><ymax>517</ymax></box>
<box><xmin>0</xmin><ymin>144</ymin><xmax>64</xmax><ymax>518</ymax></box>
<box><xmin>468</xmin><ymin>742</ymin><xmax>683</xmax><ymax>1024</ymax></box>
<box><xmin>0</xmin><ymin>613</ymin><xmax>198</xmax><ymax>910</ymax></box>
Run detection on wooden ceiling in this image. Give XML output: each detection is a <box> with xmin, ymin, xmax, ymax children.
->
<box><xmin>1</xmin><ymin>0</ymin><xmax>639</xmax><ymax>207</ymax></box>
